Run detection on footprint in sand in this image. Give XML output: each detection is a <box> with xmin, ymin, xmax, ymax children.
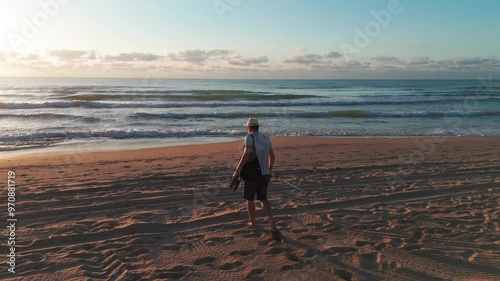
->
<box><xmin>354</xmin><ymin>252</ymin><xmax>383</xmax><ymax>269</ymax></box>
<box><xmin>219</xmin><ymin>260</ymin><xmax>243</xmax><ymax>271</ymax></box>
<box><xmin>323</xmin><ymin>225</ymin><xmax>342</xmax><ymax>233</ymax></box>
<box><xmin>286</xmin><ymin>253</ymin><xmax>300</xmax><ymax>262</ymax></box>
<box><xmin>461</xmin><ymin>250</ymin><xmax>479</xmax><ymax>262</ymax></box>
<box><xmin>375</xmin><ymin>242</ymin><xmax>388</xmax><ymax>251</ymax></box>
<box><xmin>322</xmin><ymin>247</ymin><xmax>358</xmax><ymax>255</ymax></box>
<box><xmin>229</xmin><ymin>249</ymin><xmax>257</xmax><ymax>257</ymax></box>
<box><xmin>204</xmin><ymin>236</ymin><xmax>235</xmax><ymax>246</ymax></box>
<box><xmin>389</xmin><ymin>238</ymin><xmax>404</xmax><ymax>248</ymax></box>
<box><xmin>281</xmin><ymin>263</ymin><xmax>304</xmax><ymax>271</ymax></box>
<box><xmin>303</xmin><ymin>248</ymin><xmax>319</xmax><ymax>258</ymax></box>
<box><xmin>194</xmin><ymin>256</ymin><xmax>216</xmax><ymax>265</ymax></box>
<box><xmin>334</xmin><ymin>268</ymin><xmax>355</xmax><ymax>280</ymax></box>
<box><xmin>245</xmin><ymin>268</ymin><xmax>265</xmax><ymax>279</ymax></box>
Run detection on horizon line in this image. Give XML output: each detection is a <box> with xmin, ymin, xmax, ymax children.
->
<box><xmin>0</xmin><ymin>76</ymin><xmax>497</xmax><ymax>81</ymax></box>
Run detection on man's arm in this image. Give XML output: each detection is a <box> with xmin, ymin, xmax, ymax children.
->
<box><xmin>269</xmin><ymin>147</ymin><xmax>275</xmax><ymax>174</ymax></box>
<box><xmin>233</xmin><ymin>147</ymin><xmax>253</xmax><ymax>179</ymax></box>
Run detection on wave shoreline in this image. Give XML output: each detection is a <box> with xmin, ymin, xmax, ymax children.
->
<box><xmin>0</xmin><ymin>135</ymin><xmax>492</xmax><ymax>160</ymax></box>
<box><xmin>1</xmin><ymin>78</ymin><xmax>499</xmax><ymax>153</ymax></box>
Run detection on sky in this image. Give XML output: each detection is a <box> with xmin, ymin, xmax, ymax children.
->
<box><xmin>0</xmin><ymin>0</ymin><xmax>499</xmax><ymax>79</ymax></box>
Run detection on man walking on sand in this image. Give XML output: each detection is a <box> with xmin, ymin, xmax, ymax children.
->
<box><xmin>232</xmin><ymin>118</ymin><xmax>282</xmax><ymax>241</ymax></box>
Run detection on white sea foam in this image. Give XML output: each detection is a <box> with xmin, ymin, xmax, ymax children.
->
<box><xmin>0</xmin><ymin>78</ymin><xmax>499</xmax><ymax>152</ymax></box>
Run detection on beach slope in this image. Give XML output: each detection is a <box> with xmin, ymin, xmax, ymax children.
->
<box><xmin>1</xmin><ymin>137</ymin><xmax>499</xmax><ymax>280</ymax></box>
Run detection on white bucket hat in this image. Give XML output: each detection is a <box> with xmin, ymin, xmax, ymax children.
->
<box><xmin>245</xmin><ymin>117</ymin><xmax>259</xmax><ymax>127</ymax></box>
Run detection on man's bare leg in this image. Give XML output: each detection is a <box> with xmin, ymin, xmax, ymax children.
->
<box><xmin>246</xmin><ymin>200</ymin><xmax>256</xmax><ymax>227</ymax></box>
<box><xmin>260</xmin><ymin>199</ymin><xmax>277</xmax><ymax>232</ymax></box>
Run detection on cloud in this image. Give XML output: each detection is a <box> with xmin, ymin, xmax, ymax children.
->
<box><xmin>168</xmin><ymin>49</ymin><xmax>232</xmax><ymax>64</ymax></box>
<box><xmin>421</xmin><ymin>57</ymin><xmax>500</xmax><ymax>72</ymax></box>
<box><xmin>282</xmin><ymin>53</ymin><xmax>500</xmax><ymax>78</ymax></box>
<box><xmin>104</xmin><ymin>52</ymin><xmax>163</xmax><ymax>62</ymax></box>
<box><xmin>285</xmin><ymin>52</ymin><xmax>499</xmax><ymax>74</ymax></box>
<box><xmin>0</xmin><ymin>51</ymin><xmax>8</xmax><ymax>61</ymax></box>
<box><xmin>207</xmin><ymin>49</ymin><xmax>231</xmax><ymax>57</ymax></box>
<box><xmin>331</xmin><ymin>59</ymin><xmax>370</xmax><ymax>72</ymax></box>
<box><xmin>284</xmin><ymin>51</ymin><xmax>343</xmax><ymax>65</ymax></box>
<box><xmin>228</xmin><ymin>56</ymin><xmax>269</xmax><ymax>66</ymax></box>
<box><xmin>452</xmin><ymin>57</ymin><xmax>499</xmax><ymax>66</ymax></box>
<box><xmin>32</xmin><ymin>50</ymin><xmax>164</xmax><ymax>62</ymax></box>
<box><xmin>323</xmin><ymin>51</ymin><xmax>343</xmax><ymax>59</ymax></box>
<box><xmin>283</xmin><ymin>54</ymin><xmax>324</xmax><ymax>65</ymax></box>
<box><xmin>18</xmin><ymin>53</ymin><xmax>41</xmax><ymax>61</ymax></box>
<box><xmin>49</xmin><ymin>50</ymin><xmax>88</xmax><ymax>61</ymax></box>
<box><xmin>168</xmin><ymin>49</ymin><xmax>207</xmax><ymax>64</ymax></box>
<box><xmin>2</xmin><ymin>48</ymin><xmax>500</xmax><ymax>79</ymax></box>
<box><xmin>406</xmin><ymin>57</ymin><xmax>432</xmax><ymax>66</ymax></box>
<box><xmin>1</xmin><ymin>52</ymin><xmax>24</xmax><ymax>61</ymax></box>
<box><xmin>86</xmin><ymin>50</ymin><xmax>98</xmax><ymax>60</ymax></box>
<box><xmin>371</xmin><ymin>56</ymin><xmax>402</xmax><ymax>64</ymax></box>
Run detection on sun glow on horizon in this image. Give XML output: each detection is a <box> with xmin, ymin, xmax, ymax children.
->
<box><xmin>0</xmin><ymin>0</ymin><xmax>40</xmax><ymax>39</ymax></box>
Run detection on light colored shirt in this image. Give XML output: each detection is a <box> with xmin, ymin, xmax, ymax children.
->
<box><xmin>244</xmin><ymin>132</ymin><xmax>272</xmax><ymax>175</ymax></box>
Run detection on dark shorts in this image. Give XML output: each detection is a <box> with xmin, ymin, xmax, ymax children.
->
<box><xmin>243</xmin><ymin>175</ymin><xmax>271</xmax><ymax>201</ymax></box>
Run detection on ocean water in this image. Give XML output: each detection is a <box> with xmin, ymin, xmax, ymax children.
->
<box><xmin>0</xmin><ymin>78</ymin><xmax>499</xmax><ymax>155</ymax></box>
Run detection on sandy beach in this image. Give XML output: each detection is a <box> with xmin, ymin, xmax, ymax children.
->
<box><xmin>1</xmin><ymin>136</ymin><xmax>499</xmax><ymax>281</ymax></box>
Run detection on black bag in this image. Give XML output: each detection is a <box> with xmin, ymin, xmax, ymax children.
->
<box><xmin>240</xmin><ymin>134</ymin><xmax>261</xmax><ymax>181</ymax></box>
